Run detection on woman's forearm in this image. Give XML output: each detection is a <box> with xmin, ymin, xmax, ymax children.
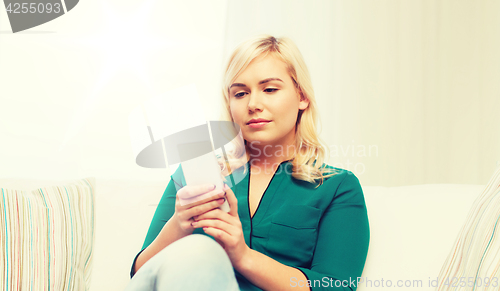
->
<box><xmin>236</xmin><ymin>249</ymin><xmax>311</xmax><ymax>291</ymax></box>
<box><xmin>133</xmin><ymin>215</ymin><xmax>192</xmax><ymax>274</ymax></box>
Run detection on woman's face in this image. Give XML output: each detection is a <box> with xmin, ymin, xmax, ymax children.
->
<box><xmin>228</xmin><ymin>54</ymin><xmax>309</xmax><ymax>152</ymax></box>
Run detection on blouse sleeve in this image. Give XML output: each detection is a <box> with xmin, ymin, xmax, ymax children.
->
<box><xmin>295</xmin><ymin>171</ymin><xmax>370</xmax><ymax>291</ymax></box>
<box><xmin>129</xmin><ymin>172</ymin><xmax>181</xmax><ymax>278</ymax></box>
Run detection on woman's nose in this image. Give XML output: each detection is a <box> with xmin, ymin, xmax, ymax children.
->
<box><xmin>247</xmin><ymin>92</ymin><xmax>263</xmax><ymax>112</ymax></box>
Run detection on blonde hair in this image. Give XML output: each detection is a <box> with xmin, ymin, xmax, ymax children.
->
<box><xmin>218</xmin><ymin>34</ymin><xmax>338</xmax><ymax>187</ymax></box>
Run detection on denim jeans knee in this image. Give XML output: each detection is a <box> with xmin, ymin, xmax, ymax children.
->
<box><xmin>125</xmin><ymin>234</ymin><xmax>240</xmax><ymax>291</ymax></box>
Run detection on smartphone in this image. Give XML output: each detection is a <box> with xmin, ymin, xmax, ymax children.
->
<box><xmin>177</xmin><ymin>140</ymin><xmax>230</xmax><ymax>212</ymax></box>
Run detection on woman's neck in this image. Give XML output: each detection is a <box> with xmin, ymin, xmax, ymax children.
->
<box><xmin>246</xmin><ymin>142</ymin><xmax>295</xmax><ymax>174</ymax></box>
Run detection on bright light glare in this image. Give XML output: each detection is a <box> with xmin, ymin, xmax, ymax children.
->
<box><xmin>59</xmin><ymin>0</ymin><xmax>178</xmax><ymax>150</ymax></box>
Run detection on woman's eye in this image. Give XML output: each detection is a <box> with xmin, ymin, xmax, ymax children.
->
<box><xmin>264</xmin><ymin>88</ymin><xmax>278</xmax><ymax>93</ymax></box>
<box><xmin>234</xmin><ymin>92</ymin><xmax>246</xmax><ymax>98</ymax></box>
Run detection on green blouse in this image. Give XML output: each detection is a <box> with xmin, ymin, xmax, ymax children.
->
<box><xmin>130</xmin><ymin>160</ymin><xmax>370</xmax><ymax>291</ymax></box>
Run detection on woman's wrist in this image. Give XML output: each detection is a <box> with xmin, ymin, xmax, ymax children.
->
<box><xmin>169</xmin><ymin>213</ymin><xmax>193</xmax><ymax>238</ymax></box>
<box><xmin>234</xmin><ymin>246</ymin><xmax>254</xmax><ymax>273</ymax></box>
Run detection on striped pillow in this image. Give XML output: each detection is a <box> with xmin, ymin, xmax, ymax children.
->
<box><xmin>0</xmin><ymin>177</ymin><xmax>95</xmax><ymax>291</ymax></box>
<box><xmin>436</xmin><ymin>166</ymin><xmax>500</xmax><ymax>290</ymax></box>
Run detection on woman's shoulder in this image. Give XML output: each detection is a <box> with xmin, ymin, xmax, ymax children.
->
<box><xmin>284</xmin><ymin>160</ymin><xmax>359</xmax><ymax>185</ymax></box>
<box><xmin>315</xmin><ymin>162</ymin><xmax>356</xmax><ymax>183</ymax></box>
<box><xmin>283</xmin><ymin>161</ymin><xmax>366</xmax><ymax>208</ymax></box>
<box><xmin>286</xmin><ymin>160</ymin><xmax>361</xmax><ymax>190</ymax></box>
<box><xmin>319</xmin><ymin>163</ymin><xmax>365</xmax><ymax>203</ymax></box>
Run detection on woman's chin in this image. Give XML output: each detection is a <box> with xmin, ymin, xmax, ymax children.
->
<box><xmin>245</xmin><ymin>138</ymin><xmax>274</xmax><ymax>146</ymax></box>
<box><xmin>246</xmin><ymin>141</ymin><xmax>289</xmax><ymax>155</ymax></box>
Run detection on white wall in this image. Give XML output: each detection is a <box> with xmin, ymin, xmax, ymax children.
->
<box><xmin>223</xmin><ymin>0</ymin><xmax>500</xmax><ymax>186</ymax></box>
<box><xmin>0</xmin><ymin>0</ymin><xmax>228</xmax><ymax>181</ymax></box>
<box><xmin>1</xmin><ymin>0</ymin><xmax>499</xmax><ymax>186</ymax></box>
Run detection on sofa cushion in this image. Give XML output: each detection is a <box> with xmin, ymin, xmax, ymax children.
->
<box><xmin>360</xmin><ymin>183</ymin><xmax>483</xmax><ymax>290</ymax></box>
<box><xmin>0</xmin><ymin>178</ymin><xmax>95</xmax><ymax>291</ymax></box>
<box><xmin>436</xmin><ymin>166</ymin><xmax>500</xmax><ymax>290</ymax></box>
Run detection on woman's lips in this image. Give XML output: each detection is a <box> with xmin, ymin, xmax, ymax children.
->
<box><xmin>248</xmin><ymin>121</ymin><xmax>271</xmax><ymax>128</ymax></box>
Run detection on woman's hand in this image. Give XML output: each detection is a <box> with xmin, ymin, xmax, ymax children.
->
<box><xmin>190</xmin><ymin>184</ymin><xmax>251</xmax><ymax>269</ymax></box>
<box><xmin>173</xmin><ymin>184</ymin><xmax>227</xmax><ymax>236</ymax></box>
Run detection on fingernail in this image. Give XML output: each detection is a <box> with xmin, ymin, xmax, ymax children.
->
<box><xmin>207</xmin><ymin>184</ymin><xmax>216</xmax><ymax>190</ymax></box>
<box><xmin>218</xmin><ymin>198</ymin><xmax>225</xmax><ymax>204</ymax></box>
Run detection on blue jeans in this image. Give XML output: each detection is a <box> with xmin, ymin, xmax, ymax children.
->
<box><xmin>124</xmin><ymin>234</ymin><xmax>240</xmax><ymax>291</ymax></box>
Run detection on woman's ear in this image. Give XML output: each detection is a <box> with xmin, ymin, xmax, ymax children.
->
<box><xmin>298</xmin><ymin>92</ymin><xmax>310</xmax><ymax>110</ymax></box>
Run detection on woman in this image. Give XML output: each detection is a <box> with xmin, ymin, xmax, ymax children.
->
<box><xmin>126</xmin><ymin>35</ymin><xmax>370</xmax><ymax>291</ymax></box>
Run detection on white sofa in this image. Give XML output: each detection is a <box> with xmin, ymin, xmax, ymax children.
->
<box><xmin>89</xmin><ymin>180</ymin><xmax>484</xmax><ymax>291</ymax></box>
<box><xmin>0</xmin><ymin>178</ymin><xmax>484</xmax><ymax>291</ymax></box>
